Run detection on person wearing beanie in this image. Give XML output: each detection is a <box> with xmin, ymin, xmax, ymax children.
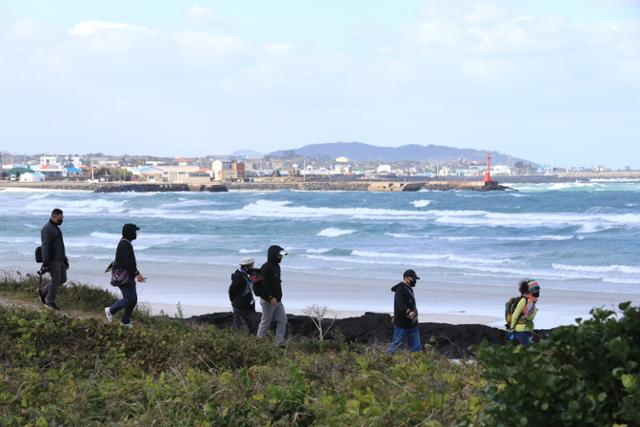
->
<box><xmin>228</xmin><ymin>258</ymin><xmax>259</xmax><ymax>334</ymax></box>
<box><xmin>105</xmin><ymin>223</ymin><xmax>145</xmax><ymax>328</ymax></box>
<box><xmin>387</xmin><ymin>269</ymin><xmax>422</xmax><ymax>353</ymax></box>
<box><xmin>508</xmin><ymin>279</ymin><xmax>540</xmax><ymax>345</ymax></box>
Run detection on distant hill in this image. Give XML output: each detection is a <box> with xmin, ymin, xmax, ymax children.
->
<box><xmin>270</xmin><ymin>142</ymin><xmax>533</xmax><ymax>165</ymax></box>
<box><xmin>231</xmin><ymin>149</ymin><xmax>264</xmax><ymax>158</ymax></box>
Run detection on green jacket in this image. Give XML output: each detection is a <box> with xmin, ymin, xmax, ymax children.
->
<box><xmin>510</xmin><ymin>297</ymin><xmax>537</xmax><ymax>332</ymax></box>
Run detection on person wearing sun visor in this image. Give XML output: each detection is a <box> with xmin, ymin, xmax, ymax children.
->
<box><xmin>509</xmin><ymin>279</ymin><xmax>540</xmax><ymax>345</ymax></box>
<box><xmin>256</xmin><ymin>245</ymin><xmax>288</xmax><ymax>347</ymax></box>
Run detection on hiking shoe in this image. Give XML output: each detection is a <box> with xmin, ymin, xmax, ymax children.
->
<box><xmin>120</xmin><ymin>322</ymin><xmax>133</xmax><ymax>329</ymax></box>
<box><xmin>104</xmin><ymin>307</ymin><xmax>113</xmax><ymax>323</ymax></box>
<box><xmin>37</xmin><ymin>290</ymin><xmax>46</xmax><ymax>305</ymax></box>
<box><xmin>44</xmin><ymin>302</ymin><xmax>60</xmax><ymax>311</ymax></box>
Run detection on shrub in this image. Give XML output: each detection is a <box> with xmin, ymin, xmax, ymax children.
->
<box><xmin>464</xmin><ymin>302</ymin><xmax>640</xmax><ymax>427</ymax></box>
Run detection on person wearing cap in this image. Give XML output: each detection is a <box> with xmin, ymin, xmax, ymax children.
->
<box><xmin>38</xmin><ymin>208</ymin><xmax>68</xmax><ymax>311</ymax></box>
<box><xmin>508</xmin><ymin>279</ymin><xmax>540</xmax><ymax>345</ymax></box>
<box><xmin>104</xmin><ymin>223</ymin><xmax>145</xmax><ymax>328</ymax></box>
<box><xmin>228</xmin><ymin>258</ymin><xmax>258</xmax><ymax>334</ymax></box>
<box><xmin>257</xmin><ymin>245</ymin><xmax>288</xmax><ymax>347</ymax></box>
<box><xmin>386</xmin><ymin>269</ymin><xmax>422</xmax><ymax>353</ymax></box>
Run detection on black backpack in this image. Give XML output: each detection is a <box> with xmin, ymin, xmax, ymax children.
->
<box><xmin>505</xmin><ymin>296</ymin><xmax>525</xmax><ymax>329</ymax></box>
<box><xmin>250</xmin><ymin>272</ymin><xmax>265</xmax><ymax>297</ymax></box>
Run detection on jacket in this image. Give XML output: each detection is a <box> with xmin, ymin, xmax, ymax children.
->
<box><xmin>229</xmin><ymin>267</ymin><xmax>256</xmax><ymax>310</ymax></box>
<box><xmin>391</xmin><ymin>282</ymin><xmax>418</xmax><ymax>329</ymax></box>
<box><xmin>260</xmin><ymin>245</ymin><xmax>284</xmax><ymax>302</ymax></box>
<box><xmin>41</xmin><ymin>220</ymin><xmax>66</xmax><ymax>263</ymax></box>
<box><xmin>114</xmin><ymin>238</ymin><xmax>139</xmax><ymax>277</ymax></box>
<box><xmin>510</xmin><ymin>297</ymin><xmax>537</xmax><ymax>332</ymax></box>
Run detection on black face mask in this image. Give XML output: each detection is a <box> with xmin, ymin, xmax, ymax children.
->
<box><xmin>407</xmin><ymin>278</ymin><xmax>416</xmax><ymax>287</ymax></box>
<box><xmin>531</xmin><ymin>290</ymin><xmax>540</xmax><ymax>297</ymax></box>
<box><xmin>57</xmin><ymin>218</ymin><xmax>64</xmax><ymax>225</ymax></box>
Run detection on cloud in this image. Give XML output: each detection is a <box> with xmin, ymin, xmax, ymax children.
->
<box><xmin>174</xmin><ymin>31</ymin><xmax>246</xmax><ymax>59</ymax></box>
<box><xmin>186</xmin><ymin>5</ymin><xmax>219</xmax><ymax>24</ymax></box>
<box><xmin>69</xmin><ymin>21</ymin><xmax>155</xmax><ymax>37</ymax></box>
<box><xmin>262</xmin><ymin>42</ymin><xmax>291</xmax><ymax>56</ymax></box>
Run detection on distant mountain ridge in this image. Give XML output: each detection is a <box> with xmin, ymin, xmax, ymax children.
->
<box><xmin>270</xmin><ymin>142</ymin><xmax>533</xmax><ymax>165</ymax></box>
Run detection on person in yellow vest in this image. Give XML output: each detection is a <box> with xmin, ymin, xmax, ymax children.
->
<box><xmin>508</xmin><ymin>279</ymin><xmax>540</xmax><ymax>345</ymax></box>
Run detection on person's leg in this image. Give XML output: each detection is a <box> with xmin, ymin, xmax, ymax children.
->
<box><xmin>273</xmin><ymin>303</ymin><xmax>287</xmax><ymax>346</ymax></box>
<box><xmin>232</xmin><ymin>307</ymin><xmax>245</xmax><ymax>329</ymax></box>
<box><xmin>515</xmin><ymin>332</ymin><xmax>533</xmax><ymax>345</ymax></box>
<box><xmin>407</xmin><ymin>325</ymin><xmax>422</xmax><ymax>352</ymax></box>
<box><xmin>386</xmin><ymin>326</ymin><xmax>409</xmax><ymax>354</ymax></box>
<box><xmin>257</xmin><ymin>299</ymin><xmax>275</xmax><ymax>338</ymax></box>
<box><xmin>120</xmin><ymin>280</ymin><xmax>138</xmax><ymax>324</ymax></box>
<box><xmin>247</xmin><ymin>310</ymin><xmax>260</xmax><ymax>335</ymax></box>
<box><xmin>45</xmin><ymin>261</ymin><xmax>63</xmax><ymax>304</ymax></box>
<box><xmin>109</xmin><ymin>281</ymin><xmax>136</xmax><ymax>317</ymax></box>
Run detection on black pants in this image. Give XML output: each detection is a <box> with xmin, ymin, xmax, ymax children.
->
<box><xmin>232</xmin><ymin>307</ymin><xmax>258</xmax><ymax>334</ymax></box>
<box><xmin>41</xmin><ymin>261</ymin><xmax>67</xmax><ymax>304</ymax></box>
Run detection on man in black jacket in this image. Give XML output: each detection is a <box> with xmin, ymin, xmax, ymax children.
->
<box><xmin>38</xmin><ymin>208</ymin><xmax>68</xmax><ymax>310</ymax></box>
<box><xmin>228</xmin><ymin>258</ymin><xmax>258</xmax><ymax>334</ymax></box>
<box><xmin>386</xmin><ymin>269</ymin><xmax>422</xmax><ymax>353</ymax></box>
<box><xmin>256</xmin><ymin>245</ymin><xmax>288</xmax><ymax>346</ymax></box>
<box><xmin>104</xmin><ymin>223</ymin><xmax>145</xmax><ymax>328</ymax></box>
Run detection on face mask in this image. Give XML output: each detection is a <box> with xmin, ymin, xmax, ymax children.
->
<box><xmin>531</xmin><ymin>290</ymin><xmax>540</xmax><ymax>297</ymax></box>
<box><xmin>57</xmin><ymin>218</ymin><xmax>64</xmax><ymax>225</ymax></box>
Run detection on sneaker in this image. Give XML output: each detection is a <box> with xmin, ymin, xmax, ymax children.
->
<box><xmin>120</xmin><ymin>322</ymin><xmax>133</xmax><ymax>329</ymax></box>
<box><xmin>37</xmin><ymin>290</ymin><xmax>46</xmax><ymax>305</ymax></box>
<box><xmin>104</xmin><ymin>307</ymin><xmax>113</xmax><ymax>323</ymax></box>
<box><xmin>44</xmin><ymin>302</ymin><xmax>60</xmax><ymax>311</ymax></box>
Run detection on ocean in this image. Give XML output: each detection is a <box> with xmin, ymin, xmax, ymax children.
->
<box><xmin>1</xmin><ymin>181</ymin><xmax>639</xmax><ymax>324</ymax></box>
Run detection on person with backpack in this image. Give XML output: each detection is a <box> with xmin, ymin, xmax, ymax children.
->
<box><xmin>104</xmin><ymin>224</ymin><xmax>145</xmax><ymax>328</ymax></box>
<box><xmin>506</xmin><ymin>279</ymin><xmax>540</xmax><ymax>345</ymax></box>
<box><xmin>228</xmin><ymin>258</ymin><xmax>259</xmax><ymax>334</ymax></box>
<box><xmin>387</xmin><ymin>269</ymin><xmax>422</xmax><ymax>353</ymax></box>
<box><xmin>256</xmin><ymin>245</ymin><xmax>288</xmax><ymax>347</ymax></box>
<box><xmin>37</xmin><ymin>208</ymin><xmax>68</xmax><ymax>310</ymax></box>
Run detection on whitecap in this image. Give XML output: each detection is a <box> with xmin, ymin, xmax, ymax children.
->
<box><xmin>411</xmin><ymin>200</ymin><xmax>432</xmax><ymax>208</ymax></box>
<box><xmin>317</xmin><ymin>228</ymin><xmax>356</xmax><ymax>238</ymax></box>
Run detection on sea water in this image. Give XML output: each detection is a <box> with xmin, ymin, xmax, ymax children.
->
<box><xmin>1</xmin><ymin>181</ymin><xmax>639</xmax><ymax>317</ymax></box>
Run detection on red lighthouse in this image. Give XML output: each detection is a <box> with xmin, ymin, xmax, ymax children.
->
<box><xmin>483</xmin><ymin>152</ymin><xmax>495</xmax><ymax>185</ymax></box>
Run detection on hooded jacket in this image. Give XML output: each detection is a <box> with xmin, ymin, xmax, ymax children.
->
<box><xmin>229</xmin><ymin>267</ymin><xmax>256</xmax><ymax>310</ymax></box>
<box><xmin>114</xmin><ymin>225</ymin><xmax>139</xmax><ymax>277</ymax></box>
<box><xmin>41</xmin><ymin>219</ymin><xmax>66</xmax><ymax>263</ymax></box>
<box><xmin>260</xmin><ymin>245</ymin><xmax>284</xmax><ymax>302</ymax></box>
<box><xmin>391</xmin><ymin>282</ymin><xmax>418</xmax><ymax>329</ymax></box>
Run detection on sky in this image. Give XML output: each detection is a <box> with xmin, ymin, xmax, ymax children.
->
<box><xmin>0</xmin><ymin>0</ymin><xmax>639</xmax><ymax>168</ymax></box>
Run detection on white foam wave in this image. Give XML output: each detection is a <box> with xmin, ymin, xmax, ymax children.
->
<box><xmin>411</xmin><ymin>200</ymin><xmax>432</xmax><ymax>208</ymax></box>
<box><xmin>317</xmin><ymin>228</ymin><xmax>356</xmax><ymax>238</ymax></box>
<box><xmin>239</xmin><ymin>248</ymin><xmax>261</xmax><ymax>254</ymax></box>
<box><xmin>306</xmin><ymin>248</ymin><xmax>333</xmax><ymax>254</ymax></box>
<box><xmin>350</xmin><ymin>250</ymin><xmax>510</xmax><ymax>265</ymax></box>
<box><xmin>553</xmin><ymin>263</ymin><xmax>640</xmax><ymax>275</ymax></box>
<box><xmin>385</xmin><ymin>233</ymin><xmax>420</xmax><ymax>239</ymax></box>
<box><xmin>24</xmin><ymin>198</ymin><xmax>128</xmax><ymax>214</ymax></box>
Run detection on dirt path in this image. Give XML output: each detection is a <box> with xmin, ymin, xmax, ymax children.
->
<box><xmin>0</xmin><ymin>293</ymin><xmax>106</xmax><ymax>322</ymax></box>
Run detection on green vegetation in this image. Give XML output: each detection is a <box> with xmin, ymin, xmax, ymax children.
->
<box><xmin>1</xmin><ymin>275</ymin><xmax>638</xmax><ymax>426</ymax></box>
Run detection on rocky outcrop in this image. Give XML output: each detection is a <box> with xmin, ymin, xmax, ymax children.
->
<box><xmin>189</xmin><ymin>311</ymin><xmax>546</xmax><ymax>358</ymax></box>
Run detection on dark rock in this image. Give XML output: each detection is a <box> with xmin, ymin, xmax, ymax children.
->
<box><xmin>188</xmin><ymin>311</ymin><xmax>549</xmax><ymax>358</ymax></box>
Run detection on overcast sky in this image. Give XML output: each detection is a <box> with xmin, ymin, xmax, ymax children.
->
<box><xmin>1</xmin><ymin>0</ymin><xmax>638</xmax><ymax>167</ymax></box>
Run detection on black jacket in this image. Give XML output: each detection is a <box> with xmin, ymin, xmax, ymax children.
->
<box><xmin>41</xmin><ymin>219</ymin><xmax>66</xmax><ymax>263</ymax></box>
<box><xmin>228</xmin><ymin>267</ymin><xmax>256</xmax><ymax>310</ymax></box>
<box><xmin>114</xmin><ymin>239</ymin><xmax>138</xmax><ymax>277</ymax></box>
<box><xmin>392</xmin><ymin>282</ymin><xmax>418</xmax><ymax>329</ymax></box>
<box><xmin>260</xmin><ymin>245</ymin><xmax>284</xmax><ymax>302</ymax></box>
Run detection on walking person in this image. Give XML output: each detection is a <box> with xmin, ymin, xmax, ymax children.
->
<box><xmin>229</xmin><ymin>258</ymin><xmax>258</xmax><ymax>334</ymax></box>
<box><xmin>105</xmin><ymin>224</ymin><xmax>145</xmax><ymax>328</ymax></box>
<box><xmin>507</xmin><ymin>279</ymin><xmax>540</xmax><ymax>345</ymax></box>
<box><xmin>38</xmin><ymin>208</ymin><xmax>69</xmax><ymax>310</ymax></box>
<box><xmin>387</xmin><ymin>270</ymin><xmax>422</xmax><ymax>353</ymax></box>
<box><xmin>256</xmin><ymin>245</ymin><xmax>288</xmax><ymax>347</ymax></box>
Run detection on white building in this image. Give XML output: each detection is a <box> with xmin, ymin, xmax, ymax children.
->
<box><xmin>211</xmin><ymin>160</ymin><xmax>238</xmax><ymax>181</ymax></box>
<box><xmin>20</xmin><ymin>172</ymin><xmax>45</xmax><ymax>182</ymax></box>
<box><xmin>376</xmin><ymin>164</ymin><xmax>392</xmax><ymax>175</ymax></box>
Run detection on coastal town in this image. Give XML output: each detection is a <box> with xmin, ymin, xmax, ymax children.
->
<box><xmin>0</xmin><ymin>151</ymin><xmax>636</xmax><ymax>186</ymax></box>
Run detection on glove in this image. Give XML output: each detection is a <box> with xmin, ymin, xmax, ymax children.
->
<box><xmin>64</xmin><ymin>258</ymin><xmax>70</xmax><ymax>269</ymax></box>
<box><xmin>41</xmin><ymin>262</ymin><xmax>50</xmax><ymax>273</ymax></box>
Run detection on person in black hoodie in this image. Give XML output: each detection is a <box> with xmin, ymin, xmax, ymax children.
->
<box><xmin>104</xmin><ymin>224</ymin><xmax>145</xmax><ymax>328</ymax></box>
<box><xmin>228</xmin><ymin>258</ymin><xmax>258</xmax><ymax>334</ymax></box>
<box><xmin>386</xmin><ymin>269</ymin><xmax>422</xmax><ymax>353</ymax></box>
<box><xmin>256</xmin><ymin>245</ymin><xmax>288</xmax><ymax>346</ymax></box>
<box><xmin>38</xmin><ymin>208</ymin><xmax>69</xmax><ymax>310</ymax></box>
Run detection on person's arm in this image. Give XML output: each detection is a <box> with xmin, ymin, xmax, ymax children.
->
<box><xmin>396</xmin><ymin>287</ymin><xmax>411</xmax><ymax>319</ymax></box>
<box><xmin>260</xmin><ymin>264</ymin><xmax>275</xmax><ymax>302</ymax></box>
<box><xmin>117</xmin><ymin>240</ymin><xmax>139</xmax><ymax>277</ymax></box>
<box><xmin>41</xmin><ymin>225</ymin><xmax>53</xmax><ymax>264</ymax></box>
<box><xmin>228</xmin><ymin>273</ymin><xmax>242</xmax><ymax>302</ymax></box>
<box><xmin>510</xmin><ymin>298</ymin><xmax>527</xmax><ymax>330</ymax></box>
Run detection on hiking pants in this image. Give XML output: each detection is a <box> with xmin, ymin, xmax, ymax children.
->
<box><xmin>257</xmin><ymin>299</ymin><xmax>287</xmax><ymax>346</ymax></box>
<box><xmin>109</xmin><ymin>279</ymin><xmax>137</xmax><ymax>324</ymax></box>
<box><xmin>232</xmin><ymin>307</ymin><xmax>258</xmax><ymax>335</ymax></box>
<box><xmin>41</xmin><ymin>261</ymin><xmax>67</xmax><ymax>304</ymax></box>
<box><xmin>386</xmin><ymin>325</ymin><xmax>422</xmax><ymax>353</ymax></box>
